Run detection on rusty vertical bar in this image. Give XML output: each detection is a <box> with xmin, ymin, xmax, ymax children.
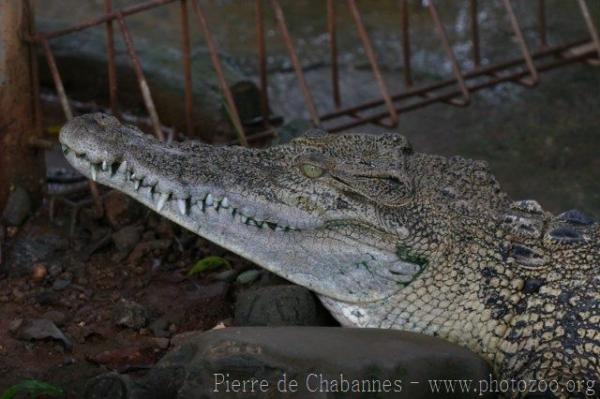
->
<box><xmin>269</xmin><ymin>0</ymin><xmax>320</xmax><ymax>126</ymax></box>
<box><xmin>470</xmin><ymin>0</ymin><xmax>481</xmax><ymax>68</ymax></box>
<box><xmin>41</xmin><ymin>38</ymin><xmax>74</xmax><ymax>120</ymax></box>
<box><xmin>105</xmin><ymin>0</ymin><xmax>120</xmax><ymax>117</ymax></box>
<box><xmin>180</xmin><ymin>0</ymin><xmax>194</xmax><ymax>135</ymax></box>
<box><xmin>401</xmin><ymin>0</ymin><xmax>413</xmax><ymax>87</ymax></box>
<box><xmin>255</xmin><ymin>0</ymin><xmax>270</xmax><ymax>126</ymax></box>
<box><xmin>428</xmin><ymin>0</ymin><xmax>470</xmax><ymax>105</ymax></box>
<box><xmin>327</xmin><ymin>0</ymin><xmax>341</xmax><ymax>108</ymax></box>
<box><xmin>40</xmin><ymin>40</ymin><xmax>104</xmax><ymax>213</ymax></box>
<box><xmin>0</xmin><ymin>0</ymin><xmax>46</xmax><ymax>212</ymax></box>
<box><xmin>538</xmin><ymin>0</ymin><xmax>547</xmax><ymax>47</ymax></box>
<box><xmin>191</xmin><ymin>0</ymin><xmax>248</xmax><ymax>146</ymax></box>
<box><xmin>577</xmin><ymin>0</ymin><xmax>600</xmax><ymax>61</ymax></box>
<box><xmin>27</xmin><ymin>0</ymin><xmax>43</xmax><ymax>137</ymax></box>
<box><xmin>501</xmin><ymin>0</ymin><xmax>539</xmax><ymax>86</ymax></box>
<box><xmin>116</xmin><ymin>13</ymin><xmax>165</xmax><ymax>141</ymax></box>
<box><xmin>348</xmin><ymin>0</ymin><xmax>398</xmax><ymax>124</ymax></box>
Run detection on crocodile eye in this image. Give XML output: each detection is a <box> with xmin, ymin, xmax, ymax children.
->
<box><xmin>301</xmin><ymin>163</ymin><xmax>325</xmax><ymax>178</ymax></box>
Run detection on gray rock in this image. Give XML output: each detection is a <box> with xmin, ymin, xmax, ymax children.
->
<box><xmin>12</xmin><ymin>318</ymin><xmax>72</xmax><ymax>350</ymax></box>
<box><xmin>42</xmin><ymin>310</ymin><xmax>68</xmax><ymax>326</ymax></box>
<box><xmin>234</xmin><ymin>285</ymin><xmax>336</xmax><ymax>327</ymax></box>
<box><xmin>52</xmin><ymin>277</ymin><xmax>71</xmax><ymax>291</ymax></box>
<box><xmin>5</xmin><ymin>230</ymin><xmax>68</xmax><ymax>276</ymax></box>
<box><xmin>84</xmin><ymin>327</ymin><xmax>496</xmax><ymax>398</ymax></box>
<box><xmin>1</xmin><ymin>186</ymin><xmax>31</xmax><ymax>226</ymax></box>
<box><xmin>235</xmin><ymin>269</ymin><xmax>261</xmax><ymax>285</ymax></box>
<box><xmin>112</xmin><ymin>225</ymin><xmax>143</xmax><ymax>252</ymax></box>
<box><xmin>212</xmin><ymin>269</ymin><xmax>238</xmax><ymax>282</ymax></box>
<box><xmin>113</xmin><ymin>299</ymin><xmax>149</xmax><ymax>330</ymax></box>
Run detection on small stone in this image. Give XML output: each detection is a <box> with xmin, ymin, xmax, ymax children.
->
<box><xmin>31</xmin><ymin>263</ymin><xmax>48</xmax><ymax>283</ymax></box>
<box><xmin>12</xmin><ymin>287</ymin><xmax>25</xmax><ymax>300</ymax></box>
<box><xmin>112</xmin><ymin>225</ymin><xmax>143</xmax><ymax>252</ymax></box>
<box><xmin>213</xmin><ymin>269</ymin><xmax>238</xmax><ymax>282</ymax></box>
<box><xmin>42</xmin><ymin>310</ymin><xmax>68</xmax><ymax>326</ymax></box>
<box><xmin>113</xmin><ymin>299</ymin><xmax>149</xmax><ymax>330</ymax></box>
<box><xmin>235</xmin><ymin>269</ymin><xmax>261</xmax><ymax>284</ymax></box>
<box><xmin>48</xmin><ymin>263</ymin><xmax>63</xmax><ymax>277</ymax></box>
<box><xmin>1</xmin><ymin>186</ymin><xmax>31</xmax><ymax>226</ymax></box>
<box><xmin>13</xmin><ymin>318</ymin><xmax>72</xmax><ymax>350</ymax></box>
<box><xmin>52</xmin><ymin>278</ymin><xmax>71</xmax><ymax>291</ymax></box>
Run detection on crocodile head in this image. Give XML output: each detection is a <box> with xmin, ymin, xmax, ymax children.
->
<box><xmin>59</xmin><ymin>113</ymin><xmax>502</xmax><ymax>305</ymax></box>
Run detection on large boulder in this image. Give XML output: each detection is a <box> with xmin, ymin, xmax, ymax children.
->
<box><xmin>85</xmin><ymin>327</ymin><xmax>496</xmax><ymax>398</ymax></box>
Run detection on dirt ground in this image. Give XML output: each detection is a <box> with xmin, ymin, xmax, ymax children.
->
<box><xmin>0</xmin><ymin>185</ymin><xmax>258</xmax><ymax>397</ymax></box>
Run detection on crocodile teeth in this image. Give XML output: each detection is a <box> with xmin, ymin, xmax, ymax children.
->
<box><xmin>90</xmin><ymin>164</ymin><xmax>98</xmax><ymax>181</ymax></box>
<box><xmin>101</xmin><ymin>160</ymin><xmax>108</xmax><ymax>171</ymax></box>
<box><xmin>205</xmin><ymin>193</ymin><xmax>214</xmax><ymax>206</ymax></box>
<box><xmin>157</xmin><ymin>192</ymin><xmax>170</xmax><ymax>211</ymax></box>
<box><xmin>177</xmin><ymin>199</ymin><xmax>187</xmax><ymax>215</ymax></box>
<box><xmin>240</xmin><ymin>215</ymin><xmax>248</xmax><ymax>224</ymax></box>
<box><xmin>220</xmin><ymin>197</ymin><xmax>229</xmax><ymax>208</ymax></box>
<box><xmin>134</xmin><ymin>179</ymin><xmax>141</xmax><ymax>191</ymax></box>
<box><xmin>117</xmin><ymin>161</ymin><xmax>128</xmax><ymax>174</ymax></box>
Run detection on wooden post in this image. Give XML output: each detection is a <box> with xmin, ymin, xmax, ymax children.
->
<box><xmin>0</xmin><ymin>0</ymin><xmax>45</xmax><ymax>212</ymax></box>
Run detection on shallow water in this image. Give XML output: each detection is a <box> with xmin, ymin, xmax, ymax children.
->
<box><xmin>35</xmin><ymin>0</ymin><xmax>600</xmax><ymax>216</ymax></box>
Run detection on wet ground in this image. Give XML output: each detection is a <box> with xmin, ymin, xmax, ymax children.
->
<box><xmin>1</xmin><ymin>1</ymin><xmax>599</xmax><ymax>396</ymax></box>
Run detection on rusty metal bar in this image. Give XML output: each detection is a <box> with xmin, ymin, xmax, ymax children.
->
<box><xmin>180</xmin><ymin>0</ymin><xmax>194</xmax><ymax>135</ymax></box>
<box><xmin>501</xmin><ymin>0</ymin><xmax>539</xmax><ymax>86</ymax></box>
<box><xmin>256</xmin><ymin>0</ymin><xmax>270</xmax><ymax>126</ymax></box>
<box><xmin>320</xmin><ymin>38</ymin><xmax>591</xmax><ymax>123</ymax></box>
<box><xmin>116</xmin><ymin>13</ymin><xmax>164</xmax><ymax>141</ymax></box>
<box><xmin>27</xmin><ymin>0</ymin><xmax>43</xmax><ymax>137</ymax></box>
<box><xmin>269</xmin><ymin>0</ymin><xmax>321</xmax><ymax>126</ymax></box>
<box><xmin>41</xmin><ymin>38</ymin><xmax>73</xmax><ymax>120</ymax></box>
<box><xmin>538</xmin><ymin>0</ymin><xmax>547</xmax><ymax>47</ymax></box>
<box><xmin>470</xmin><ymin>0</ymin><xmax>481</xmax><ymax>68</ymax></box>
<box><xmin>348</xmin><ymin>0</ymin><xmax>399</xmax><ymax>124</ymax></box>
<box><xmin>34</xmin><ymin>0</ymin><xmax>179</xmax><ymax>41</ymax></box>
<box><xmin>401</xmin><ymin>0</ymin><xmax>412</xmax><ymax>87</ymax></box>
<box><xmin>104</xmin><ymin>0</ymin><xmax>120</xmax><ymax>117</ymax></box>
<box><xmin>577</xmin><ymin>0</ymin><xmax>600</xmax><ymax>63</ymax></box>
<box><xmin>329</xmin><ymin>48</ymin><xmax>593</xmax><ymax>133</ymax></box>
<box><xmin>41</xmin><ymin>35</ymin><xmax>103</xmax><ymax>213</ymax></box>
<box><xmin>428</xmin><ymin>0</ymin><xmax>470</xmax><ymax>106</ymax></box>
<box><xmin>191</xmin><ymin>0</ymin><xmax>248</xmax><ymax>146</ymax></box>
<box><xmin>327</xmin><ymin>0</ymin><xmax>341</xmax><ymax>108</ymax></box>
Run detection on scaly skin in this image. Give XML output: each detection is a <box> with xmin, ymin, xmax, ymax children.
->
<box><xmin>60</xmin><ymin>113</ymin><xmax>599</xmax><ymax>398</ymax></box>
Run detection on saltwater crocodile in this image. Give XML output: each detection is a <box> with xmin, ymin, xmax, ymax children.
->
<box><xmin>60</xmin><ymin>113</ymin><xmax>599</xmax><ymax>397</ymax></box>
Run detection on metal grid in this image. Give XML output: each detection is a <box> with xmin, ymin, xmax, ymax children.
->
<box><xmin>29</xmin><ymin>0</ymin><xmax>600</xmax><ymax>141</ymax></box>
